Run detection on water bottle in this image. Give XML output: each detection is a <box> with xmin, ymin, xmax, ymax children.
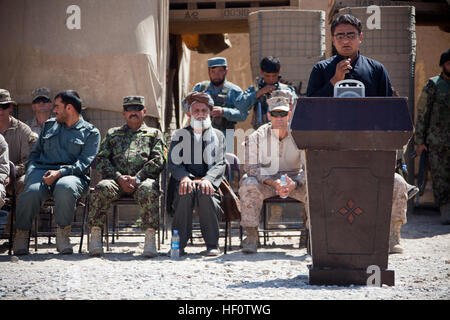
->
<box><xmin>171</xmin><ymin>229</ymin><xmax>180</xmax><ymax>260</ymax></box>
<box><xmin>280</xmin><ymin>174</ymin><xmax>288</xmax><ymax>199</ymax></box>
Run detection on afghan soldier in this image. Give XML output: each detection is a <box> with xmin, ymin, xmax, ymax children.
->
<box><xmin>415</xmin><ymin>49</ymin><xmax>450</xmax><ymax>224</ymax></box>
<box><xmin>88</xmin><ymin>96</ymin><xmax>166</xmax><ymax>257</ymax></box>
<box><xmin>239</xmin><ymin>94</ymin><xmax>307</xmax><ymax>254</ymax></box>
<box><xmin>14</xmin><ymin>90</ymin><xmax>100</xmax><ymax>255</ymax></box>
<box><xmin>0</xmin><ymin>89</ymin><xmax>38</xmax><ymax>195</ymax></box>
<box><xmin>26</xmin><ymin>87</ymin><xmax>54</xmax><ymax>135</ymax></box>
<box><xmin>182</xmin><ymin>57</ymin><xmax>247</xmax><ymax>147</ymax></box>
<box><xmin>239</xmin><ymin>56</ymin><xmax>297</xmax><ymax>130</ymax></box>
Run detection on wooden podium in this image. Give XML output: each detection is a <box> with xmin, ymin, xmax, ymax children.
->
<box><xmin>290</xmin><ymin>97</ymin><xmax>413</xmax><ymax>286</ymax></box>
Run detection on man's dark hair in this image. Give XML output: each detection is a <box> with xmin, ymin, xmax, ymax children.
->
<box><xmin>331</xmin><ymin>14</ymin><xmax>362</xmax><ymax>35</ymax></box>
<box><xmin>260</xmin><ymin>56</ymin><xmax>281</xmax><ymax>73</ymax></box>
<box><xmin>55</xmin><ymin>90</ymin><xmax>82</xmax><ymax>113</ymax></box>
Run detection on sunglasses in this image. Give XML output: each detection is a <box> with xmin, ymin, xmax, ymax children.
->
<box><xmin>32</xmin><ymin>97</ymin><xmax>51</xmax><ymax>104</ymax></box>
<box><xmin>123</xmin><ymin>105</ymin><xmax>144</xmax><ymax>112</ymax></box>
<box><xmin>270</xmin><ymin>110</ymin><xmax>289</xmax><ymax>118</ymax></box>
<box><xmin>0</xmin><ymin>104</ymin><xmax>11</xmax><ymax>110</ymax></box>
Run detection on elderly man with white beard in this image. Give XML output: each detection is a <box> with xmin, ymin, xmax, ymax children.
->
<box><xmin>168</xmin><ymin>92</ymin><xmax>226</xmax><ymax>256</ymax></box>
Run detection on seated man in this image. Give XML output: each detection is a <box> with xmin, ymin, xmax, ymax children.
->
<box><xmin>13</xmin><ymin>90</ymin><xmax>100</xmax><ymax>255</ymax></box>
<box><xmin>0</xmin><ymin>89</ymin><xmax>38</xmax><ymax>195</ymax></box>
<box><xmin>0</xmin><ymin>134</ymin><xmax>9</xmax><ymax>208</ymax></box>
<box><xmin>168</xmin><ymin>92</ymin><xmax>226</xmax><ymax>256</ymax></box>
<box><xmin>26</xmin><ymin>87</ymin><xmax>54</xmax><ymax>135</ymax></box>
<box><xmin>239</xmin><ymin>95</ymin><xmax>307</xmax><ymax>254</ymax></box>
<box><xmin>88</xmin><ymin>96</ymin><xmax>166</xmax><ymax>257</ymax></box>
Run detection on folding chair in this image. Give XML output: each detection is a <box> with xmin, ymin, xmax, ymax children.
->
<box><xmin>261</xmin><ymin>196</ymin><xmax>308</xmax><ymax>248</ymax></box>
<box><xmin>28</xmin><ymin>193</ymin><xmax>89</xmax><ymax>252</ymax></box>
<box><xmin>224</xmin><ymin>153</ymin><xmax>243</xmax><ymax>251</ymax></box>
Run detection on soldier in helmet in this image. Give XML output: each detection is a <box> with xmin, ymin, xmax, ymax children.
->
<box><xmin>415</xmin><ymin>49</ymin><xmax>450</xmax><ymax>224</ymax></box>
<box><xmin>26</xmin><ymin>87</ymin><xmax>54</xmax><ymax>135</ymax></box>
<box><xmin>88</xmin><ymin>96</ymin><xmax>166</xmax><ymax>257</ymax></box>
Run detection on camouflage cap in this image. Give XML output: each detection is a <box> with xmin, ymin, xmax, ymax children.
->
<box><xmin>270</xmin><ymin>90</ymin><xmax>294</xmax><ymax>105</ymax></box>
<box><xmin>184</xmin><ymin>91</ymin><xmax>214</xmax><ymax>113</ymax></box>
<box><xmin>32</xmin><ymin>87</ymin><xmax>51</xmax><ymax>102</ymax></box>
<box><xmin>0</xmin><ymin>89</ymin><xmax>17</xmax><ymax>106</ymax></box>
<box><xmin>267</xmin><ymin>96</ymin><xmax>290</xmax><ymax>112</ymax></box>
<box><xmin>123</xmin><ymin>96</ymin><xmax>145</xmax><ymax>107</ymax></box>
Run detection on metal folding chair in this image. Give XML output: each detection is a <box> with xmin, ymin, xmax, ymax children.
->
<box><xmin>261</xmin><ymin>196</ymin><xmax>308</xmax><ymax>248</ymax></box>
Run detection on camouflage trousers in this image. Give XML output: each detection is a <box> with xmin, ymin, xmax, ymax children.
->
<box><xmin>392</xmin><ymin>173</ymin><xmax>408</xmax><ymax>225</ymax></box>
<box><xmin>239</xmin><ymin>173</ymin><xmax>308</xmax><ymax>229</ymax></box>
<box><xmin>239</xmin><ymin>173</ymin><xmax>408</xmax><ymax>228</ymax></box>
<box><xmin>428</xmin><ymin>145</ymin><xmax>450</xmax><ymax>206</ymax></box>
<box><xmin>88</xmin><ymin>178</ymin><xmax>160</xmax><ymax>230</ymax></box>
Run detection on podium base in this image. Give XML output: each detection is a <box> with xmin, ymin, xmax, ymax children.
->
<box><xmin>308</xmin><ymin>265</ymin><xmax>395</xmax><ymax>287</ymax></box>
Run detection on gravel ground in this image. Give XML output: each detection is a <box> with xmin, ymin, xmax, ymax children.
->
<box><xmin>0</xmin><ymin>208</ymin><xmax>449</xmax><ymax>301</ymax></box>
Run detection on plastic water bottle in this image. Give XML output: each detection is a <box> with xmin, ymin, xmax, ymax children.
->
<box><xmin>280</xmin><ymin>174</ymin><xmax>288</xmax><ymax>199</ymax></box>
<box><xmin>171</xmin><ymin>229</ymin><xmax>180</xmax><ymax>260</ymax></box>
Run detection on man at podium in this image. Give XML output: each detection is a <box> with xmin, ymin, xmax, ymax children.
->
<box><xmin>305</xmin><ymin>13</ymin><xmax>417</xmax><ymax>254</ymax></box>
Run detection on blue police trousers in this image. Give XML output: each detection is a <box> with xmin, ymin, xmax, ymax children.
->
<box><xmin>16</xmin><ymin>169</ymin><xmax>88</xmax><ymax>230</ymax></box>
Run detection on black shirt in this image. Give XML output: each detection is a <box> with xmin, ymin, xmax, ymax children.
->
<box><xmin>306</xmin><ymin>53</ymin><xmax>393</xmax><ymax>97</ymax></box>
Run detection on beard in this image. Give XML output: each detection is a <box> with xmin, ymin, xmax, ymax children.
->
<box><xmin>211</xmin><ymin>78</ymin><xmax>225</xmax><ymax>87</ymax></box>
<box><xmin>443</xmin><ymin>67</ymin><xmax>450</xmax><ymax>78</ymax></box>
<box><xmin>191</xmin><ymin>115</ymin><xmax>212</xmax><ymax>130</ymax></box>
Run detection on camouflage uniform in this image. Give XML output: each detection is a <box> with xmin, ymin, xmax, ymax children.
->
<box><xmin>88</xmin><ymin>123</ymin><xmax>166</xmax><ymax>230</ymax></box>
<box><xmin>415</xmin><ymin>73</ymin><xmax>450</xmax><ymax>206</ymax></box>
<box><xmin>0</xmin><ymin>134</ymin><xmax>9</xmax><ymax>208</ymax></box>
<box><xmin>238</xmin><ymin>118</ymin><xmax>308</xmax><ymax>229</ymax></box>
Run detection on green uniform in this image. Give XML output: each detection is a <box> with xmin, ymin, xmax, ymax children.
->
<box><xmin>415</xmin><ymin>74</ymin><xmax>450</xmax><ymax>206</ymax></box>
<box><xmin>88</xmin><ymin>123</ymin><xmax>167</xmax><ymax>230</ymax></box>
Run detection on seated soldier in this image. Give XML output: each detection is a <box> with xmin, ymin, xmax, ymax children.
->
<box><xmin>0</xmin><ymin>89</ymin><xmax>38</xmax><ymax>195</ymax></box>
<box><xmin>168</xmin><ymin>92</ymin><xmax>226</xmax><ymax>256</ymax></box>
<box><xmin>88</xmin><ymin>96</ymin><xmax>166</xmax><ymax>258</ymax></box>
<box><xmin>239</xmin><ymin>94</ymin><xmax>308</xmax><ymax>254</ymax></box>
<box><xmin>0</xmin><ymin>134</ymin><xmax>9</xmax><ymax>208</ymax></box>
<box><xmin>13</xmin><ymin>90</ymin><xmax>100</xmax><ymax>255</ymax></box>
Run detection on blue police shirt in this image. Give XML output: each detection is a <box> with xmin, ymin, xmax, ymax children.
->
<box><xmin>27</xmin><ymin>116</ymin><xmax>100</xmax><ymax>183</ymax></box>
<box><xmin>306</xmin><ymin>53</ymin><xmax>393</xmax><ymax>97</ymax></box>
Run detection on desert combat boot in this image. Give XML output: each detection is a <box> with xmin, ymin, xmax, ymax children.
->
<box><xmin>89</xmin><ymin>226</ymin><xmax>103</xmax><ymax>256</ymax></box>
<box><xmin>242</xmin><ymin>227</ymin><xmax>258</xmax><ymax>254</ymax></box>
<box><xmin>13</xmin><ymin>229</ymin><xmax>29</xmax><ymax>256</ymax></box>
<box><xmin>56</xmin><ymin>225</ymin><xmax>73</xmax><ymax>254</ymax></box>
<box><xmin>143</xmin><ymin>228</ymin><xmax>158</xmax><ymax>258</ymax></box>
<box><xmin>389</xmin><ymin>220</ymin><xmax>404</xmax><ymax>254</ymax></box>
